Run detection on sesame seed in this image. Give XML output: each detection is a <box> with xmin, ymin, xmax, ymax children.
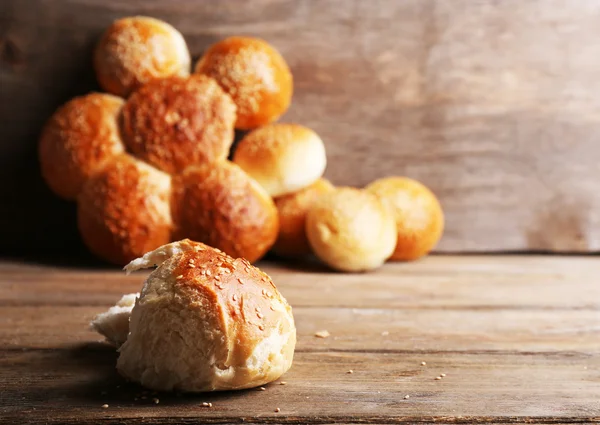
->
<box><xmin>258</xmin><ymin>325</ymin><xmax>265</xmax><ymax>331</ymax></box>
<box><xmin>176</xmin><ymin>274</ymin><xmax>183</xmax><ymax>279</ymax></box>
<box><xmin>259</xmin><ymin>387</ymin><xmax>266</xmax><ymax>391</ymax></box>
<box><xmin>381</xmin><ymin>331</ymin><xmax>389</xmax><ymax>336</ymax></box>
<box><xmin>404</xmin><ymin>395</ymin><xmax>410</xmax><ymax>399</ymax></box>
<box><xmin>347</xmin><ymin>370</ymin><xmax>354</xmax><ymax>374</ymax></box>
<box><xmin>270</xmin><ymin>305</ymin><xmax>276</xmax><ymax>311</ymax></box>
<box><xmin>421</xmin><ymin>362</ymin><xmax>427</xmax><ymax>366</ymax></box>
<box><xmin>189</xmin><ymin>264</ymin><xmax>195</xmax><ymax>268</ymax></box>
<box><xmin>206</xmin><ymin>270</ymin><xmax>211</xmax><ymax>276</ymax></box>
<box><xmin>435</xmin><ymin>376</ymin><xmax>442</xmax><ymax>380</ymax></box>
<box><xmin>232</xmin><ymin>294</ymin><xmax>238</xmax><ymax>301</ymax></box>
<box><xmin>257</xmin><ymin>313</ymin><xmax>263</xmax><ymax>319</ymax></box>
<box><xmin>101</xmin><ymin>404</ymin><xmax>109</xmax><ymax>409</ymax></box>
<box><xmin>275</xmin><ymin>407</ymin><xmax>281</xmax><ymax>413</ymax></box>
<box><xmin>237</xmin><ymin>278</ymin><xmax>244</xmax><ymax>284</ymax></box>
<box><xmin>279</xmin><ymin>381</ymin><xmax>287</xmax><ymax>385</ymax></box>
<box><xmin>215</xmin><ymin>275</ymin><xmax>221</xmax><ymax>281</ymax></box>
<box><xmin>153</xmin><ymin>398</ymin><xmax>160</xmax><ymax>404</ymax></box>
<box><xmin>315</xmin><ymin>330</ymin><xmax>330</xmax><ymax>338</ymax></box>
<box><xmin>441</xmin><ymin>373</ymin><xmax>446</xmax><ymax>377</ymax></box>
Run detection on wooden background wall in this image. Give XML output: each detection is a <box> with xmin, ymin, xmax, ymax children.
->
<box><xmin>2</xmin><ymin>0</ymin><xmax>600</xmax><ymax>261</ymax></box>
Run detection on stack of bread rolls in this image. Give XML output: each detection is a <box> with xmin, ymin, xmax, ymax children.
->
<box><xmin>39</xmin><ymin>16</ymin><xmax>444</xmax><ymax>272</ymax></box>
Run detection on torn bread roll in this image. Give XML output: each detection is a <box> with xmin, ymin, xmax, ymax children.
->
<box><xmin>90</xmin><ymin>293</ymin><xmax>138</xmax><ymax>347</ymax></box>
<box><xmin>232</xmin><ymin>123</ymin><xmax>327</xmax><ymax>197</ymax></box>
<box><xmin>305</xmin><ymin>187</ymin><xmax>397</xmax><ymax>272</ymax></box>
<box><xmin>116</xmin><ymin>239</ymin><xmax>296</xmax><ymax>392</ymax></box>
<box><xmin>94</xmin><ymin>16</ymin><xmax>191</xmax><ymax>97</ymax></box>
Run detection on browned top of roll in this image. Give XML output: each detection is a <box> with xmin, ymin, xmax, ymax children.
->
<box><xmin>39</xmin><ymin>93</ymin><xmax>125</xmax><ymax>200</ymax></box>
<box><xmin>171</xmin><ymin>161</ymin><xmax>279</xmax><ymax>263</ymax></box>
<box><xmin>120</xmin><ymin>75</ymin><xmax>236</xmax><ymax>174</ymax></box>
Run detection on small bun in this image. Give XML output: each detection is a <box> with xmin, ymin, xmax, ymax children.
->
<box><xmin>172</xmin><ymin>161</ymin><xmax>279</xmax><ymax>262</ymax></box>
<box><xmin>195</xmin><ymin>36</ymin><xmax>292</xmax><ymax>129</ymax></box>
<box><xmin>273</xmin><ymin>178</ymin><xmax>335</xmax><ymax>257</ymax></box>
<box><xmin>366</xmin><ymin>177</ymin><xmax>444</xmax><ymax>261</ymax></box>
<box><xmin>94</xmin><ymin>16</ymin><xmax>191</xmax><ymax>97</ymax></box>
<box><xmin>233</xmin><ymin>124</ymin><xmax>327</xmax><ymax>197</ymax></box>
<box><xmin>120</xmin><ymin>75</ymin><xmax>236</xmax><ymax>174</ymax></box>
<box><xmin>39</xmin><ymin>93</ymin><xmax>125</xmax><ymax>200</ymax></box>
<box><xmin>306</xmin><ymin>188</ymin><xmax>397</xmax><ymax>272</ymax></box>
<box><xmin>117</xmin><ymin>240</ymin><xmax>296</xmax><ymax>392</ymax></box>
<box><xmin>77</xmin><ymin>154</ymin><xmax>172</xmax><ymax>265</ymax></box>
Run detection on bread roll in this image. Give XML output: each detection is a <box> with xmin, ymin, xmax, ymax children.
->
<box><xmin>90</xmin><ymin>293</ymin><xmax>138</xmax><ymax>347</ymax></box>
<box><xmin>273</xmin><ymin>178</ymin><xmax>335</xmax><ymax>257</ymax></box>
<box><xmin>77</xmin><ymin>154</ymin><xmax>172</xmax><ymax>265</ymax></box>
<box><xmin>94</xmin><ymin>16</ymin><xmax>191</xmax><ymax>97</ymax></box>
<box><xmin>117</xmin><ymin>240</ymin><xmax>296</xmax><ymax>392</ymax></box>
<box><xmin>38</xmin><ymin>93</ymin><xmax>125</xmax><ymax>200</ymax></box>
<box><xmin>233</xmin><ymin>124</ymin><xmax>327</xmax><ymax>197</ymax></box>
<box><xmin>305</xmin><ymin>188</ymin><xmax>397</xmax><ymax>272</ymax></box>
<box><xmin>171</xmin><ymin>161</ymin><xmax>279</xmax><ymax>262</ymax></box>
<box><xmin>194</xmin><ymin>36</ymin><xmax>292</xmax><ymax>130</ymax></box>
<box><xmin>366</xmin><ymin>177</ymin><xmax>444</xmax><ymax>261</ymax></box>
<box><xmin>120</xmin><ymin>75</ymin><xmax>236</xmax><ymax>174</ymax></box>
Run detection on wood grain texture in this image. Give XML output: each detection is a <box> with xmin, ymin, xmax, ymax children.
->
<box><xmin>3</xmin><ymin>0</ymin><xmax>600</xmax><ymax>257</ymax></box>
<box><xmin>1</xmin><ymin>256</ymin><xmax>599</xmax><ymax>424</ymax></box>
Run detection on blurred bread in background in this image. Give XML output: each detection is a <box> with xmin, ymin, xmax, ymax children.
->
<box><xmin>366</xmin><ymin>177</ymin><xmax>444</xmax><ymax>261</ymax></box>
<box><xmin>273</xmin><ymin>178</ymin><xmax>334</xmax><ymax>257</ymax></box>
<box><xmin>38</xmin><ymin>93</ymin><xmax>125</xmax><ymax>200</ymax></box>
<box><xmin>233</xmin><ymin>124</ymin><xmax>327</xmax><ymax>197</ymax></box>
<box><xmin>171</xmin><ymin>161</ymin><xmax>279</xmax><ymax>263</ymax></box>
<box><xmin>195</xmin><ymin>36</ymin><xmax>293</xmax><ymax>130</ymax></box>
<box><xmin>305</xmin><ymin>187</ymin><xmax>397</xmax><ymax>272</ymax></box>
<box><xmin>94</xmin><ymin>16</ymin><xmax>191</xmax><ymax>97</ymax></box>
<box><xmin>77</xmin><ymin>154</ymin><xmax>172</xmax><ymax>265</ymax></box>
<box><xmin>120</xmin><ymin>74</ymin><xmax>236</xmax><ymax>174</ymax></box>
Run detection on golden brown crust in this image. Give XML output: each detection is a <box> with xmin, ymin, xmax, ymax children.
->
<box><xmin>171</xmin><ymin>161</ymin><xmax>279</xmax><ymax>263</ymax></box>
<box><xmin>94</xmin><ymin>16</ymin><xmax>191</xmax><ymax>97</ymax></box>
<box><xmin>171</xmin><ymin>247</ymin><xmax>292</xmax><ymax>364</ymax></box>
<box><xmin>120</xmin><ymin>75</ymin><xmax>236</xmax><ymax>174</ymax></box>
<box><xmin>77</xmin><ymin>154</ymin><xmax>172</xmax><ymax>265</ymax></box>
<box><xmin>38</xmin><ymin>93</ymin><xmax>125</xmax><ymax>201</ymax></box>
<box><xmin>195</xmin><ymin>36</ymin><xmax>292</xmax><ymax>130</ymax></box>
<box><xmin>273</xmin><ymin>178</ymin><xmax>335</xmax><ymax>257</ymax></box>
<box><xmin>366</xmin><ymin>177</ymin><xmax>445</xmax><ymax>261</ymax></box>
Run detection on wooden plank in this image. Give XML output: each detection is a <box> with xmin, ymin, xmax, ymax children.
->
<box><xmin>3</xmin><ymin>0</ymin><xmax>600</xmax><ymax>256</ymax></box>
<box><xmin>1</xmin><ymin>348</ymin><xmax>598</xmax><ymax>424</ymax></box>
<box><xmin>2</xmin><ymin>256</ymin><xmax>599</xmax><ymax>310</ymax></box>
<box><xmin>2</xmin><ymin>305</ymin><xmax>599</xmax><ymax>354</ymax></box>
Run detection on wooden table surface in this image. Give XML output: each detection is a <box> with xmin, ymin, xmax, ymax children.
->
<box><xmin>1</xmin><ymin>255</ymin><xmax>599</xmax><ymax>424</ymax></box>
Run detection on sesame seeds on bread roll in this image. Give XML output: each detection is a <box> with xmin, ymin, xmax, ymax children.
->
<box><xmin>305</xmin><ymin>187</ymin><xmax>397</xmax><ymax>272</ymax></box>
<box><xmin>77</xmin><ymin>154</ymin><xmax>172</xmax><ymax>265</ymax></box>
<box><xmin>195</xmin><ymin>36</ymin><xmax>293</xmax><ymax>130</ymax></box>
<box><xmin>117</xmin><ymin>239</ymin><xmax>296</xmax><ymax>392</ymax></box>
<box><xmin>233</xmin><ymin>124</ymin><xmax>327</xmax><ymax>197</ymax></box>
<box><xmin>273</xmin><ymin>178</ymin><xmax>335</xmax><ymax>257</ymax></box>
<box><xmin>38</xmin><ymin>93</ymin><xmax>125</xmax><ymax>201</ymax></box>
<box><xmin>171</xmin><ymin>161</ymin><xmax>279</xmax><ymax>263</ymax></box>
<box><xmin>120</xmin><ymin>74</ymin><xmax>236</xmax><ymax>174</ymax></box>
<box><xmin>94</xmin><ymin>16</ymin><xmax>191</xmax><ymax>97</ymax></box>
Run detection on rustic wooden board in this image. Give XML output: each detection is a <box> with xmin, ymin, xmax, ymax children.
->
<box><xmin>3</xmin><ymin>0</ymin><xmax>600</xmax><ymax>257</ymax></box>
<box><xmin>1</xmin><ymin>256</ymin><xmax>599</xmax><ymax>424</ymax></box>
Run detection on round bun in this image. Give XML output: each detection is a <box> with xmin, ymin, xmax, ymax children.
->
<box><xmin>172</xmin><ymin>161</ymin><xmax>279</xmax><ymax>262</ymax></box>
<box><xmin>366</xmin><ymin>177</ymin><xmax>444</xmax><ymax>261</ymax></box>
<box><xmin>306</xmin><ymin>187</ymin><xmax>397</xmax><ymax>272</ymax></box>
<box><xmin>94</xmin><ymin>16</ymin><xmax>191</xmax><ymax>97</ymax></box>
<box><xmin>194</xmin><ymin>36</ymin><xmax>292</xmax><ymax>130</ymax></box>
<box><xmin>273</xmin><ymin>178</ymin><xmax>335</xmax><ymax>257</ymax></box>
<box><xmin>77</xmin><ymin>154</ymin><xmax>172</xmax><ymax>265</ymax></box>
<box><xmin>39</xmin><ymin>93</ymin><xmax>125</xmax><ymax>200</ymax></box>
<box><xmin>120</xmin><ymin>75</ymin><xmax>236</xmax><ymax>174</ymax></box>
<box><xmin>117</xmin><ymin>239</ymin><xmax>296</xmax><ymax>392</ymax></box>
<box><xmin>233</xmin><ymin>124</ymin><xmax>327</xmax><ymax>197</ymax></box>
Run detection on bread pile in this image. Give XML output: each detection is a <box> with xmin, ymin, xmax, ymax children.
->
<box><xmin>92</xmin><ymin>239</ymin><xmax>296</xmax><ymax>392</ymax></box>
<box><xmin>39</xmin><ymin>16</ymin><xmax>444</xmax><ymax>272</ymax></box>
